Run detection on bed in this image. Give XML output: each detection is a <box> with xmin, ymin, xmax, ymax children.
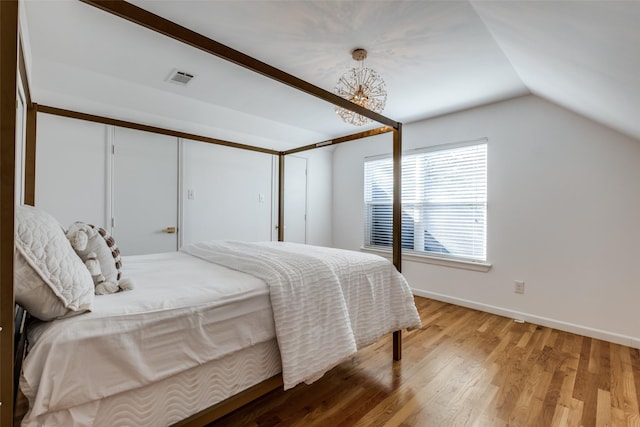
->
<box><xmin>1</xmin><ymin>1</ymin><xmax>408</xmax><ymax>426</ymax></box>
<box><xmin>14</xmin><ymin>205</ymin><xmax>420</xmax><ymax>426</ymax></box>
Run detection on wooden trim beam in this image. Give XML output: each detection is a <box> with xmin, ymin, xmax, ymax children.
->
<box><xmin>283</xmin><ymin>126</ymin><xmax>394</xmax><ymax>156</ymax></box>
<box><xmin>24</xmin><ymin>106</ymin><xmax>36</xmax><ymax>206</ymax></box>
<box><xmin>36</xmin><ymin>104</ymin><xmax>280</xmax><ymax>156</ymax></box>
<box><xmin>392</xmin><ymin>124</ymin><xmax>402</xmax><ymax>361</ymax></box>
<box><xmin>17</xmin><ymin>40</ymin><xmax>30</xmax><ymax>106</ymax></box>
<box><xmin>0</xmin><ymin>1</ymin><xmax>18</xmax><ymax>425</ymax></box>
<box><xmin>80</xmin><ymin>0</ymin><xmax>400</xmax><ymax>129</ymax></box>
<box><xmin>19</xmin><ymin>38</ymin><xmax>36</xmax><ymax>206</ymax></box>
<box><xmin>40</xmin><ymin>101</ymin><xmax>396</xmax><ymax>159</ymax></box>
<box><xmin>392</xmin><ymin>124</ymin><xmax>402</xmax><ymax>272</ymax></box>
<box><xmin>277</xmin><ymin>154</ymin><xmax>285</xmax><ymax>241</ymax></box>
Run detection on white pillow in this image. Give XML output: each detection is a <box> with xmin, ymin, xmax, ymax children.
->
<box><xmin>14</xmin><ymin>205</ymin><xmax>94</xmax><ymax>321</ymax></box>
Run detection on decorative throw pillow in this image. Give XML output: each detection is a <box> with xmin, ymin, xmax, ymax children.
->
<box><xmin>14</xmin><ymin>205</ymin><xmax>94</xmax><ymax>321</ymax></box>
<box><xmin>66</xmin><ymin>222</ymin><xmax>133</xmax><ymax>294</ymax></box>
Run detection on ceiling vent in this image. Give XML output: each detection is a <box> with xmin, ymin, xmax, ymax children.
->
<box><xmin>167</xmin><ymin>69</ymin><xmax>195</xmax><ymax>85</ymax></box>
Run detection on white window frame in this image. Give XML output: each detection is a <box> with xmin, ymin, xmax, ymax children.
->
<box><xmin>362</xmin><ymin>138</ymin><xmax>491</xmax><ymax>272</ymax></box>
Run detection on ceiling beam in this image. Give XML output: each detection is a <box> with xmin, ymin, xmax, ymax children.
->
<box><xmin>80</xmin><ymin>0</ymin><xmax>400</xmax><ymax>129</ymax></box>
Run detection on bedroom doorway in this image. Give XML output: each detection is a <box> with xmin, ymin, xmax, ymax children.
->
<box><xmin>284</xmin><ymin>155</ymin><xmax>307</xmax><ymax>243</ymax></box>
<box><xmin>111</xmin><ymin>127</ymin><xmax>179</xmax><ymax>255</ymax></box>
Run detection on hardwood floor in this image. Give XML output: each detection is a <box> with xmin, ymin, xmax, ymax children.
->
<box><xmin>210</xmin><ymin>297</ymin><xmax>640</xmax><ymax>427</ymax></box>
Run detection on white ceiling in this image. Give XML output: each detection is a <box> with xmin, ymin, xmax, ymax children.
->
<box><xmin>21</xmin><ymin>0</ymin><xmax>640</xmax><ymax>151</ymax></box>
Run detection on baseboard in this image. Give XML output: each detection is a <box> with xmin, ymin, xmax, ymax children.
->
<box><xmin>413</xmin><ymin>289</ymin><xmax>640</xmax><ymax>350</ymax></box>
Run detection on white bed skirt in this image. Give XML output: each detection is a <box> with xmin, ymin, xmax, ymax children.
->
<box><xmin>24</xmin><ymin>339</ymin><xmax>281</xmax><ymax>427</ymax></box>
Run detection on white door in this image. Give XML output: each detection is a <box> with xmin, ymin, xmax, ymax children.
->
<box><xmin>284</xmin><ymin>155</ymin><xmax>307</xmax><ymax>243</ymax></box>
<box><xmin>112</xmin><ymin>127</ymin><xmax>178</xmax><ymax>255</ymax></box>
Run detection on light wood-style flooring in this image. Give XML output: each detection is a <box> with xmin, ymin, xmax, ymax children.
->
<box><xmin>210</xmin><ymin>297</ymin><xmax>640</xmax><ymax>426</ymax></box>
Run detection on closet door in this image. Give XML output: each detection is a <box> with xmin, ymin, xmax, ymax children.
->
<box><xmin>35</xmin><ymin>114</ymin><xmax>109</xmax><ymax>228</ymax></box>
<box><xmin>112</xmin><ymin>127</ymin><xmax>178</xmax><ymax>255</ymax></box>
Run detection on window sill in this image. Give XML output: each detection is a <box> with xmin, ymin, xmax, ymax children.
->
<box><xmin>360</xmin><ymin>247</ymin><xmax>492</xmax><ymax>272</ymax></box>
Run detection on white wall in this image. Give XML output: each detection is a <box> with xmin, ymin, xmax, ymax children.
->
<box><xmin>333</xmin><ymin>95</ymin><xmax>640</xmax><ymax>347</ymax></box>
<box><xmin>180</xmin><ymin>140</ymin><xmax>275</xmax><ymax>245</ymax></box>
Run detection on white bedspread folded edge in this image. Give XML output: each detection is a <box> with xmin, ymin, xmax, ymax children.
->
<box><xmin>181</xmin><ymin>241</ymin><xmax>422</xmax><ymax>390</ymax></box>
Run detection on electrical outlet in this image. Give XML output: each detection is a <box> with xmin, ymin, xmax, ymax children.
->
<box><xmin>514</xmin><ymin>280</ymin><xmax>525</xmax><ymax>294</ymax></box>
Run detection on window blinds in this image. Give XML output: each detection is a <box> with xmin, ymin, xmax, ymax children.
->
<box><xmin>364</xmin><ymin>140</ymin><xmax>487</xmax><ymax>261</ymax></box>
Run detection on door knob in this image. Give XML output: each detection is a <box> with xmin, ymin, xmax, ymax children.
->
<box><xmin>162</xmin><ymin>227</ymin><xmax>177</xmax><ymax>234</ymax></box>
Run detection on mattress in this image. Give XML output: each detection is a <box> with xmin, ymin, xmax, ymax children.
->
<box><xmin>21</xmin><ymin>251</ymin><xmax>275</xmax><ymax>426</ymax></box>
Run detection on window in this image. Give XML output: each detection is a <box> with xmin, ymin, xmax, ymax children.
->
<box><xmin>364</xmin><ymin>140</ymin><xmax>487</xmax><ymax>262</ymax></box>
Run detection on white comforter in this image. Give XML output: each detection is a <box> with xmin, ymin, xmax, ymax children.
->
<box><xmin>181</xmin><ymin>241</ymin><xmax>422</xmax><ymax>389</ymax></box>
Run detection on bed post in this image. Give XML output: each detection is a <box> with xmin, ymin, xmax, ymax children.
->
<box><xmin>23</xmin><ymin>103</ymin><xmax>36</xmax><ymax>207</ymax></box>
<box><xmin>392</xmin><ymin>124</ymin><xmax>402</xmax><ymax>361</ymax></box>
<box><xmin>277</xmin><ymin>153</ymin><xmax>285</xmax><ymax>242</ymax></box>
<box><xmin>18</xmin><ymin>41</ymin><xmax>36</xmax><ymax>207</ymax></box>
<box><xmin>0</xmin><ymin>0</ymin><xmax>19</xmax><ymax>424</ymax></box>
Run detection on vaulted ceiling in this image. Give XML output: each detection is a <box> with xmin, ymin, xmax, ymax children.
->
<box><xmin>21</xmin><ymin>0</ymin><xmax>640</xmax><ymax>150</ymax></box>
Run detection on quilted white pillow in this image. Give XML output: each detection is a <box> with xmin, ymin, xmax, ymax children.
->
<box><xmin>14</xmin><ymin>205</ymin><xmax>94</xmax><ymax>321</ymax></box>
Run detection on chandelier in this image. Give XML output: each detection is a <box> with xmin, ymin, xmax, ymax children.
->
<box><xmin>334</xmin><ymin>48</ymin><xmax>387</xmax><ymax>126</ymax></box>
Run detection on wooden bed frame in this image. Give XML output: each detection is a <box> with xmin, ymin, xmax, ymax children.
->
<box><xmin>0</xmin><ymin>1</ymin><xmax>405</xmax><ymax>425</ymax></box>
